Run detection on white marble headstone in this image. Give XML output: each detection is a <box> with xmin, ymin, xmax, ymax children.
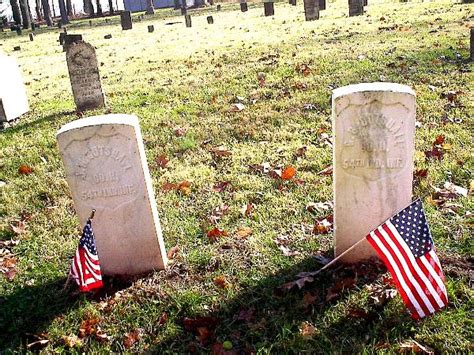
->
<box><xmin>57</xmin><ymin>114</ymin><xmax>168</xmax><ymax>275</ymax></box>
<box><xmin>332</xmin><ymin>83</ymin><xmax>416</xmax><ymax>262</ymax></box>
<box><xmin>0</xmin><ymin>52</ymin><xmax>29</xmax><ymax>123</ymax></box>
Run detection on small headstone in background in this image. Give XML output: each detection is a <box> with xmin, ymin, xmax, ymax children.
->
<box><xmin>89</xmin><ymin>20</ymin><xmax>92</xmax><ymax>26</ymax></box>
<box><xmin>57</xmin><ymin>21</ymin><xmax>62</xmax><ymax>28</ymax></box>
<box><xmin>59</xmin><ymin>32</ymin><xmax>67</xmax><ymax>45</ymax></box>
<box><xmin>363</xmin><ymin>0</ymin><xmax>367</xmax><ymax>5</ymax></box>
<box><xmin>332</xmin><ymin>82</ymin><xmax>416</xmax><ymax>262</ymax></box>
<box><xmin>207</xmin><ymin>16</ymin><xmax>214</xmax><ymax>24</ymax></box>
<box><xmin>216</xmin><ymin>4</ymin><xmax>221</xmax><ymax>11</ymax></box>
<box><xmin>56</xmin><ymin>114</ymin><xmax>169</xmax><ymax>275</ymax></box>
<box><xmin>63</xmin><ymin>27</ymin><xmax>67</xmax><ymax>33</ymax></box>
<box><xmin>304</xmin><ymin>0</ymin><xmax>319</xmax><ymax>21</ymax></box>
<box><xmin>148</xmin><ymin>25</ymin><xmax>154</xmax><ymax>32</ymax></box>
<box><xmin>319</xmin><ymin>0</ymin><xmax>326</xmax><ymax>10</ymax></box>
<box><xmin>29</xmin><ymin>33</ymin><xmax>34</xmax><ymax>41</ymax></box>
<box><xmin>16</xmin><ymin>28</ymin><xmax>22</xmax><ymax>36</ymax></box>
<box><xmin>121</xmin><ymin>11</ymin><xmax>133</xmax><ymax>30</ymax></box>
<box><xmin>289</xmin><ymin>0</ymin><xmax>297</xmax><ymax>6</ymax></box>
<box><xmin>470</xmin><ymin>27</ymin><xmax>474</xmax><ymax>61</ymax></box>
<box><xmin>0</xmin><ymin>52</ymin><xmax>29</xmax><ymax>124</ymax></box>
<box><xmin>31</xmin><ymin>23</ymin><xmax>36</xmax><ymax>31</ymax></box>
<box><xmin>66</xmin><ymin>40</ymin><xmax>105</xmax><ymax>111</ymax></box>
<box><xmin>185</xmin><ymin>14</ymin><xmax>192</xmax><ymax>27</ymax></box>
<box><xmin>181</xmin><ymin>6</ymin><xmax>187</xmax><ymax>15</ymax></box>
<box><xmin>264</xmin><ymin>1</ymin><xmax>274</xmax><ymax>16</ymax></box>
<box><xmin>240</xmin><ymin>1</ymin><xmax>248</xmax><ymax>11</ymax></box>
<box><xmin>104</xmin><ymin>34</ymin><xmax>112</xmax><ymax>39</ymax></box>
<box><xmin>13</xmin><ymin>46</ymin><xmax>20</xmax><ymax>51</ymax></box>
<box><xmin>348</xmin><ymin>0</ymin><xmax>364</xmax><ymax>16</ymax></box>
<box><xmin>63</xmin><ymin>34</ymin><xmax>83</xmax><ymax>51</ymax></box>
<box><xmin>105</xmin><ymin>18</ymin><xmax>110</xmax><ymax>23</ymax></box>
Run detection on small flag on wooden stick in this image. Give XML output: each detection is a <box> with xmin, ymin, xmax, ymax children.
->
<box><xmin>70</xmin><ymin>210</ymin><xmax>103</xmax><ymax>292</ymax></box>
<box><xmin>366</xmin><ymin>199</ymin><xmax>448</xmax><ymax>319</ymax></box>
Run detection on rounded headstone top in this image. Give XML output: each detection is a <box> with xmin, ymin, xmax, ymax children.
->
<box><xmin>56</xmin><ymin>114</ymin><xmax>138</xmax><ymax>136</ymax></box>
<box><xmin>332</xmin><ymin>82</ymin><xmax>415</xmax><ymax>99</ymax></box>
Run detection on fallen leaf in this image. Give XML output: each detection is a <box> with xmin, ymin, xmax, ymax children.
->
<box><xmin>306</xmin><ymin>201</ymin><xmax>333</xmax><ymax>214</ymax></box>
<box><xmin>318</xmin><ymin>165</ymin><xmax>333</xmax><ymax>175</ymax></box>
<box><xmin>207</xmin><ymin>228</ymin><xmax>228</xmax><ymax>242</ymax></box>
<box><xmin>183</xmin><ymin>316</ymin><xmax>219</xmax><ymax>332</ymax></box>
<box><xmin>167</xmin><ymin>246</ymin><xmax>180</xmax><ymax>259</ymax></box>
<box><xmin>123</xmin><ymin>329</ymin><xmax>142</xmax><ymax>349</ymax></box>
<box><xmin>235</xmin><ymin>226</ymin><xmax>252</xmax><ymax>238</ymax></box>
<box><xmin>26</xmin><ymin>339</ymin><xmax>49</xmax><ymax>350</ymax></box>
<box><xmin>235</xmin><ymin>308</ymin><xmax>255</xmax><ymax>323</ymax></box>
<box><xmin>78</xmin><ymin>317</ymin><xmax>100</xmax><ymax>338</ymax></box>
<box><xmin>210</xmin><ymin>147</ymin><xmax>232</xmax><ymax>157</ymax></box>
<box><xmin>326</xmin><ymin>277</ymin><xmax>356</xmax><ymax>302</ymax></box>
<box><xmin>214</xmin><ymin>275</ymin><xmax>228</xmax><ymax>289</ymax></box>
<box><xmin>158</xmin><ymin>312</ymin><xmax>169</xmax><ymax>325</ymax></box>
<box><xmin>443</xmin><ymin>181</ymin><xmax>467</xmax><ymax>197</ymax></box>
<box><xmin>156</xmin><ymin>154</ymin><xmax>169</xmax><ymax>168</ymax></box>
<box><xmin>399</xmin><ymin>340</ymin><xmax>434</xmax><ymax>354</ymax></box>
<box><xmin>230</xmin><ymin>103</ymin><xmax>245</xmax><ymax>112</ymax></box>
<box><xmin>177</xmin><ymin>181</ymin><xmax>191</xmax><ymax>195</ymax></box>
<box><xmin>281</xmin><ymin>166</ymin><xmax>296</xmax><ymax>180</ymax></box>
<box><xmin>313</xmin><ymin>215</ymin><xmax>333</xmax><ymax>234</ymax></box>
<box><xmin>174</xmin><ymin>127</ymin><xmax>187</xmax><ymax>137</ymax></box>
<box><xmin>257</xmin><ymin>72</ymin><xmax>265</xmax><ymax>87</ymax></box>
<box><xmin>18</xmin><ymin>164</ymin><xmax>34</xmax><ymax>175</ymax></box>
<box><xmin>62</xmin><ymin>335</ymin><xmax>81</xmax><ymax>348</ymax></box>
<box><xmin>303</xmin><ymin>292</ymin><xmax>318</xmax><ymax>307</ymax></box>
<box><xmin>414</xmin><ymin>169</ymin><xmax>428</xmax><ymax>178</ymax></box>
<box><xmin>241</xmin><ymin>202</ymin><xmax>254</xmax><ymax>216</ymax></box>
<box><xmin>213</xmin><ymin>181</ymin><xmax>231</xmax><ymax>192</ymax></box>
<box><xmin>10</xmin><ymin>221</ymin><xmax>26</xmax><ymax>235</ymax></box>
<box><xmin>299</xmin><ymin>322</ymin><xmax>317</xmax><ymax>337</ymax></box>
<box><xmin>295</xmin><ymin>146</ymin><xmax>307</xmax><ymax>157</ymax></box>
<box><xmin>196</xmin><ymin>327</ymin><xmax>213</xmax><ymax>345</ymax></box>
<box><xmin>433</xmin><ymin>134</ymin><xmax>445</xmax><ymax>145</ymax></box>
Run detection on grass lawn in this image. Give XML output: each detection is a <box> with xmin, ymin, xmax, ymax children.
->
<box><xmin>0</xmin><ymin>0</ymin><xmax>473</xmax><ymax>352</ymax></box>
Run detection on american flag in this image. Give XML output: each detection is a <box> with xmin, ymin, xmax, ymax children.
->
<box><xmin>366</xmin><ymin>199</ymin><xmax>448</xmax><ymax>320</ymax></box>
<box><xmin>70</xmin><ymin>219</ymin><xmax>103</xmax><ymax>292</ymax></box>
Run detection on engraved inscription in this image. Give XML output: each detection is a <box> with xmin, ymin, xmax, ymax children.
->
<box><xmin>64</xmin><ymin>133</ymin><xmax>139</xmax><ymax>209</ymax></box>
<box><xmin>339</xmin><ymin>100</ymin><xmax>408</xmax><ymax>181</ymax></box>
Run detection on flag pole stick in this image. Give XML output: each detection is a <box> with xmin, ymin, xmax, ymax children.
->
<box><xmin>301</xmin><ymin>237</ymin><xmax>368</xmax><ymax>278</ymax></box>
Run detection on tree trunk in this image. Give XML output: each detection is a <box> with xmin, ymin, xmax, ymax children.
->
<box><xmin>58</xmin><ymin>0</ymin><xmax>69</xmax><ymax>23</ymax></box>
<box><xmin>83</xmin><ymin>0</ymin><xmax>95</xmax><ymax>17</ymax></box>
<box><xmin>9</xmin><ymin>0</ymin><xmax>22</xmax><ymax>25</ymax></box>
<box><xmin>41</xmin><ymin>0</ymin><xmax>53</xmax><ymax>25</ymax></box>
<box><xmin>35</xmin><ymin>0</ymin><xmax>42</xmax><ymax>20</ymax></box>
<box><xmin>108</xmin><ymin>0</ymin><xmax>114</xmax><ymax>14</ymax></box>
<box><xmin>66</xmin><ymin>0</ymin><xmax>73</xmax><ymax>16</ymax></box>
<box><xmin>145</xmin><ymin>0</ymin><xmax>154</xmax><ymax>14</ymax></box>
<box><xmin>19</xmin><ymin>0</ymin><xmax>31</xmax><ymax>29</ymax></box>
<box><xmin>95</xmin><ymin>0</ymin><xmax>103</xmax><ymax>16</ymax></box>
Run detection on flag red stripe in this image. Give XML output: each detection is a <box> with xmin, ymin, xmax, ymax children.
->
<box><xmin>416</xmin><ymin>257</ymin><xmax>447</xmax><ymax>307</ymax></box>
<box><xmin>367</xmin><ymin>233</ymin><xmax>421</xmax><ymax>319</ymax></box>
<box><xmin>381</xmin><ymin>224</ymin><xmax>443</xmax><ymax>310</ymax></box>
<box><xmin>373</xmin><ymin>228</ymin><xmax>432</xmax><ymax>317</ymax></box>
<box><xmin>420</xmin><ymin>251</ymin><xmax>448</xmax><ymax>304</ymax></box>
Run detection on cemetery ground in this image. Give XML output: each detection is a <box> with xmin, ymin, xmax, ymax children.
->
<box><xmin>0</xmin><ymin>0</ymin><xmax>473</xmax><ymax>352</ymax></box>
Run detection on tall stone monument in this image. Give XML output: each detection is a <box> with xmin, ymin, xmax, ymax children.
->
<box><xmin>0</xmin><ymin>52</ymin><xmax>29</xmax><ymax>124</ymax></box>
<box><xmin>332</xmin><ymin>83</ymin><xmax>416</xmax><ymax>262</ymax></box>
<box><xmin>240</xmin><ymin>1</ymin><xmax>248</xmax><ymax>11</ymax></box>
<box><xmin>304</xmin><ymin>0</ymin><xmax>319</xmax><ymax>21</ymax></box>
<box><xmin>66</xmin><ymin>41</ymin><xmax>105</xmax><ymax>112</ymax></box>
<box><xmin>56</xmin><ymin>114</ymin><xmax>168</xmax><ymax>275</ymax></box>
<box><xmin>319</xmin><ymin>0</ymin><xmax>326</xmax><ymax>10</ymax></box>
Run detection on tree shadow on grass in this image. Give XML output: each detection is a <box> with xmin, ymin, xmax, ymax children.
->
<box><xmin>0</xmin><ymin>110</ymin><xmax>76</xmax><ymax>134</ymax></box>
<box><xmin>154</xmin><ymin>256</ymin><xmax>414</xmax><ymax>353</ymax></box>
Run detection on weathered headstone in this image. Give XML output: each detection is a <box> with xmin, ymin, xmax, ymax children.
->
<box><xmin>207</xmin><ymin>16</ymin><xmax>214</xmax><ymax>24</ymax></box>
<box><xmin>181</xmin><ymin>6</ymin><xmax>187</xmax><ymax>15</ymax></box>
<box><xmin>185</xmin><ymin>14</ymin><xmax>192</xmax><ymax>28</ymax></box>
<box><xmin>332</xmin><ymin>82</ymin><xmax>416</xmax><ymax>262</ymax></box>
<box><xmin>470</xmin><ymin>27</ymin><xmax>474</xmax><ymax>61</ymax></box>
<box><xmin>56</xmin><ymin>114</ymin><xmax>168</xmax><ymax>275</ymax></box>
<box><xmin>348</xmin><ymin>0</ymin><xmax>363</xmax><ymax>16</ymax></box>
<box><xmin>148</xmin><ymin>25</ymin><xmax>154</xmax><ymax>32</ymax></box>
<box><xmin>304</xmin><ymin>0</ymin><xmax>319</xmax><ymax>21</ymax></box>
<box><xmin>363</xmin><ymin>0</ymin><xmax>367</xmax><ymax>6</ymax></box>
<box><xmin>240</xmin><ymin>1</ymin><xmax>248</xmax><ymax>11</ymax></box>
<box><xmin>216</xmin><ymin>4</ymin><xmax>221</xmax><ymax>11</ymax></box>
<box><xmin>16</xmin><ymin>28</ymin><xmax>22</xmax><ymax>36</ymax></box>
<box><xmin>59</xmin><ymin>32</ymin><xmax>67</xmax><ymax>45</ymax></box>
<box><xmin>289</xmin><ymin>0</ymin><xmax>297</xmax><ymax>6</ymax></box>
<box><xmin>29</xmin><ymin>33</ymin><xmax>34</xmax><ymax>41</ymax></box>
<box><xmin>13</xmin><ymin>46</ymin><xmax>20</xmax><ymax>51</ymax></box>
<box><xmin>104</xmin><ymin>34</ymin><xmax>112</xmax><ymax>39</ymax></box>
<box><xmin>264</xmin><ymin>1</ymin><xmax>274</xmax><ymax>16</ymax></box>
<box><xmin>319</xmin><ymin>0</ymin><xmax>326</xmax><ymax>10</ymax></box>
<box><xmin>121</xmin><ymin>11</ymin><xmax>133</xmax><ymax>30</ymax></box>
<box><xmin>89</xmin><ymin>20</ymin><xmax>92</xmax><ymax>26</ymax></box>
<box><xmin>0</xmin><ymin>52</ymin><xmax>29</xmax><ymax>123</ymax></box>
<box><xmin>31</xmin><ymin>22</ymin><xmax>36</xmax><ymax>31</ymax></box>
<box><xmin>66</xmin><ymin>41</ymin><xmax>105</xmax><ymax>112</ymax></box>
